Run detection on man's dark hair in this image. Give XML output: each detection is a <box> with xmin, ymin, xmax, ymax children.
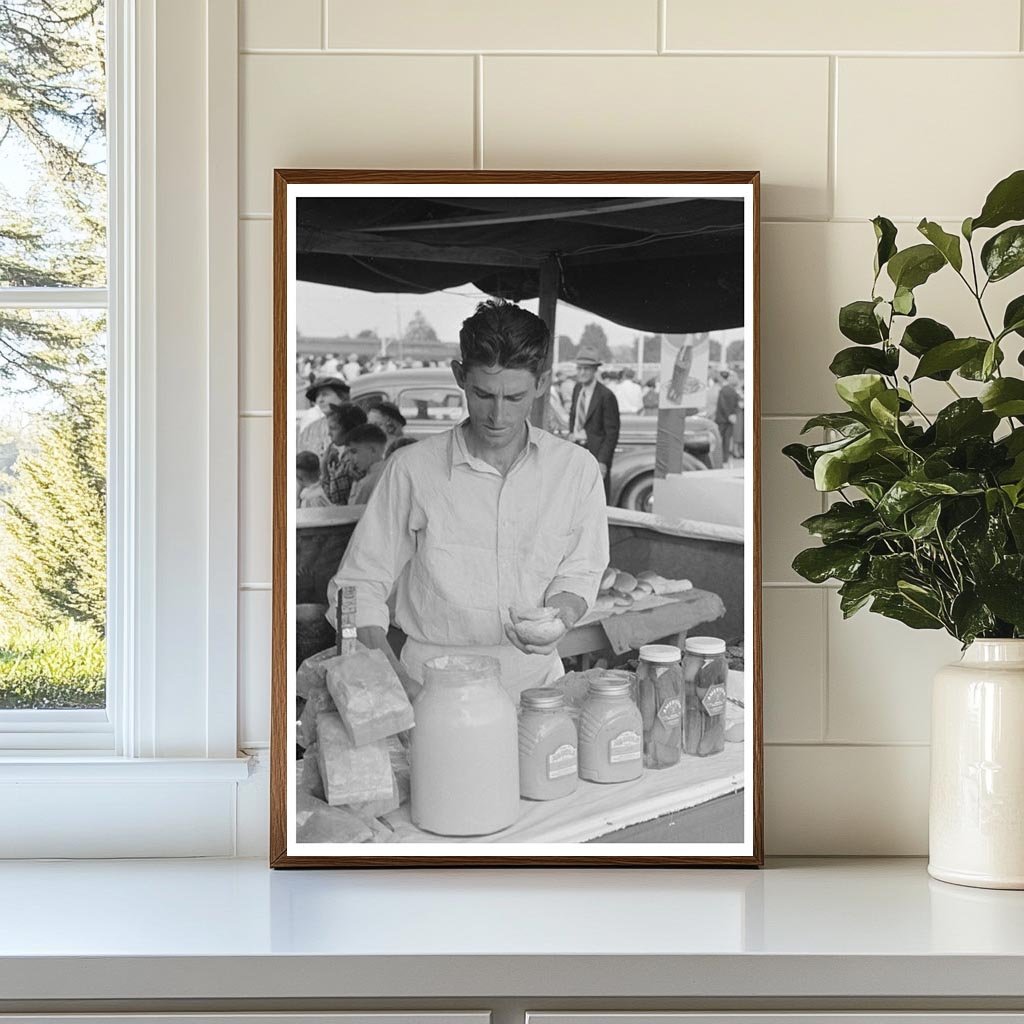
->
<box><xmin>386</xmin><ymin>436</ymin><xmax>418</xmax><ymax>458</ymax></box>
<box><xmin>367</xmin><ymin>399</ymin><xmax>407</xmax><ymax>428</ymax></box>
<box><xmin>346</xmin><ymin>423</ymin><xmax>388</xmax><ymax>448</ymax></box>
<box><xmin>324</xmin><ymin>403</ymin><xmax>367</xmax><ymax>433</ymax></box>
<box><xmin>458</xmin><ymin>299</ymin><xmax>550</xmax><ymax>377</ymax></box>
<box><xmin>296</xmin><ymin>451</ymin><xmax>319</xmax><ymax>474</ymax></box>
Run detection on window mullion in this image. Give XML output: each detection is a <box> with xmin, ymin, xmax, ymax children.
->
<box><xmin>0</xmin><ymin>287</ymin><xmax>108</xmax><ymax>310</ymax></box>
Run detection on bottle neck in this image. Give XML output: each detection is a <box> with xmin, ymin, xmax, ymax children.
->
<box><xmin>961</xmin><ymin>639</ymin><xmax>1024</xmax><ymax>665</ymax></box>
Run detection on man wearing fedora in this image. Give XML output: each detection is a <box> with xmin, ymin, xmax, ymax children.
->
<box><xmin>297</xmin><ymin>375</ymin><xmax>351</xmax><ymax>456</ymax></box>
<box><xmin>569</xmin><ymin>346</ymin><xmax>620</xmax><ymax>499</ymax></box>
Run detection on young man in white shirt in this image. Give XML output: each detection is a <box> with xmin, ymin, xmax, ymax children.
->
<box><xmin>330</xmin><ymin>300</ymin><xmax>608</xmax><ymax>700</ymax></box>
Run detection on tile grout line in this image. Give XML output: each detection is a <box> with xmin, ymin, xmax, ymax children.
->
<box><xmin>657</xmin><ymin>0</ymin><xmax>666</xmax><ymax>54</ymax></box>
<box><xmin>474</xmin><ymin>55</ymin><xmax>484</xmax><ymax>169</ymax></box>
<box><xmin>820</xmin><ymin>586</ymin><xmax>830</xmax><ymax>743</ymax></box>
<box><xmin>321</xmin><ymin>0</ymin><xmax>328</xmax><ymax>50</ymax></box>
<box><xmin>237</xmin><ymin>47</ymin><xmax>1024</xmax><ymax>57</ymax></box>
<box><xmin>827</xmin><ymin>55</ymin><xmax>838</xmax><ymax>221</ymax></box>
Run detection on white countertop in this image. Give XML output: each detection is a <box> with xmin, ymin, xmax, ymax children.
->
<box><xmin>2</xmin><ymin>856</ymin><xmax>1023</xmax><ymax>1001</ymax></box>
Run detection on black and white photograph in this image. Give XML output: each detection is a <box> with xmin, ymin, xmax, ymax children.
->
<box><xmin>272</xmin><ymin>172</ymin><xmax>761</xmax><ymax>866</ymax></box>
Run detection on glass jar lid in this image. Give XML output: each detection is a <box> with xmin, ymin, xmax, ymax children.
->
<box><xmin>520</xmin><ymin>687</ymin><xmax>566</xmax><ymax>710</ymax></box>
<box><xmin>639</xmin><ymin>643</ymin><xmax>682</xmax><ymax>664</ymax></box>
<box><xmin>588</xmin><ymin>676</ymin><xmax>633</xmax><ymax>698</ymax></box>
<box><xmin>684</xmin><ymin>636</ymin><xmax>727</xmax><ymax>655</ymax></box>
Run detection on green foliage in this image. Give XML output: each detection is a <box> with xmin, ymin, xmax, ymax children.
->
<box><xmin>787</xmin><ymin>170</ymin><xmax>1024</xmax><ymax>644</ymax></box>
<box><xmin>0</xmin><ymin>619</ymin><xmax>104</xmax><ymax>709</ymax></box>
<box><xmin>0</xmin><ymin>374</ymin><xmax>106</xmax><ymax>633</ymax></box>
<box><xmin>0</xmin><ymin>1</ymin><xmax>106</xmax><ymax>396</ymax></box>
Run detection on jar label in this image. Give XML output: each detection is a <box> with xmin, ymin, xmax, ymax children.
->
<box><xmin>547</xmin><ymin>743</ymin><xmax>578</xmax><ymax>779</ymax></box>
<box><xmin>609</xmin><ymin>729</ymin><xmax>642</xmax><ymax>763</ymax></box>
<box><xmin>657</xmin><ymin>697</ymin><xmax>682</xmax><ymax>727</ymax></box>
<box><xmin>702</xmin><ymin>685</ymin><xmax>728</xmax><ymax>716</ymax></box>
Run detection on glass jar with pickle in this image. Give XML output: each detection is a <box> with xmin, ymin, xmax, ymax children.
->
<box><xmin>682</xmin><ymin>636</ymin><xmax>728</xmax><ymax>757</ymax></box>
<box><xmin>637</xmin><ymin>644</ymin><xmax>682</xmax><ymax>769</ymax></box>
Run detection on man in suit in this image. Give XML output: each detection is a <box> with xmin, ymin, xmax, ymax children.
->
<box><xmin>569</xmin><ymin>345</ymin><xmax>620</xmax><ymax>499</ymax></box>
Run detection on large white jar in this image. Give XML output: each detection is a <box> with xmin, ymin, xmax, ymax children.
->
<box><xmin>410</xmin><ymin>654</ymin><xmax>520</xmax><ymax>837</ymax></box>
<box><xmin>929</xmin><ymin>639</ymin><xmax>1024</xmax><ymax>889</ymax></box>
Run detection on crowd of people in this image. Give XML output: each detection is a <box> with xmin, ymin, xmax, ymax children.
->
<box><xmin>295</xmin><ymin>349</ymin><xmax>745</xmax><ymax>509</ymax></box>
<box><xmin>295</xmin><ymin>375</ymin><xmax>416</xmax><ymax>509</ymax></box>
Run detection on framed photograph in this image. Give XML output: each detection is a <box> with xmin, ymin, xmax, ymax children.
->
<box><xmin>271</xmin><ymin>171</ymin><xmax>762</xmax><ymax>867</ymax></box>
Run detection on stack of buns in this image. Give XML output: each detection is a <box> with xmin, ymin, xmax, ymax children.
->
<box><xmin>592</xmin><ymin>566</ymin><xmax>693</xmax><ymax>614</ymax></box>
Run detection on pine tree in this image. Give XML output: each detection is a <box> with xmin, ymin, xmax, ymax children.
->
<box><xmin>0</xmin><ymin>373</ymin><xmax>106</xmax><ymax>633</ymax></box>
<box><xmin>0</xmin><ymin>0</ymin><xmax>106</xmax><ymax>395</ymax></box>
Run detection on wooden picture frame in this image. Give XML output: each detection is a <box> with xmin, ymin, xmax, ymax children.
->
<box><xmin>271</xmin><ymin>170</ymin><xmax>762</xmax><ymax>867</ymax></box>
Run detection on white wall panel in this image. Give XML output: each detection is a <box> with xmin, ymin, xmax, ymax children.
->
<box><xmin>483</xmin><ymin>56</ymin><xmax>831</xmax><ymax>219</ymax></box>
<box><xmin>240</xmin><ymin>55</ymin><xmax>474</xmax><ymax>214</ymax></box>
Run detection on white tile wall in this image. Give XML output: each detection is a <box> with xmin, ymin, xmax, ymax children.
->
<box><xmin>483</xmin><ymin>56</ymin><xmax>831</xmax><ymax>220</ymax></box>
<box><xmin>235</xmin><ymin>2</ymin><xmax>1024</xmax><ymax>854</ymax></box>
<box><xmin>326</xmin><ymin>0</ymin><xmax>659</xmax><ymax>52</ymax></box>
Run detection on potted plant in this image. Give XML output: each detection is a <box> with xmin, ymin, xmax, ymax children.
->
<box><xmin>785</xmin><ymin>169</ymin><xmax>1024</xmax><ymax>889</ymax></box>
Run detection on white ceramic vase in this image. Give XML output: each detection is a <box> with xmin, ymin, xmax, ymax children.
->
<box><xmin>929</xmin><ymin>639</ymin><xmax>1024</xmax><ymax>889</ymax></box>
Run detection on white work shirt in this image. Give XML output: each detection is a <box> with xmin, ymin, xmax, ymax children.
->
<box><xmin>329</xmin><ymin>421</ymin><xmax>608</xmax><ymax>654</ymax></box>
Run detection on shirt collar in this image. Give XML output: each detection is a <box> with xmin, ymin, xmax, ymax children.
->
<box><xmin>448</xmin><ymin>419</ymin><xmax>543</xmax><ymax>477</ymax></box>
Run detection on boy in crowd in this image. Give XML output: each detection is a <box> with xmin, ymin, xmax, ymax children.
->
<box><xmin>320</xmin><ymin>403</ymin><xmax>367</xmax><ymax>505</ymax></box>
<box><xmin>366</xmin><ymin>400</ymin><xmax>407</xmax><ymax>453</ymax></box>
<box><xmin>346</xmin><ymin>423</ymin><xmax>389</xmax><ymax>505</ymax></box>
<box><xmin>296</xmin><ymin>451</ymin><xmax>329</xmax><ymax>507</ymax></box>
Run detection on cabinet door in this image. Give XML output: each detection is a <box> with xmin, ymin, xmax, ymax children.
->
<box><xmin>528</xmin><ymin>1016</ymin><xmax>1024</xmax><ymax>1024</ymax></box>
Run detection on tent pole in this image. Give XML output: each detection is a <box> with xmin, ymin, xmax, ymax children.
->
<box><xmin>531</xmin><ymin>254</ymin><xmax>560</xmax><ymax>428</ymax></box>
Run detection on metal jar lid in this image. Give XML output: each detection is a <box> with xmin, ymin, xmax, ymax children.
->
<box><xmin>520</xmin><ymin>687</ymin><xmax>567</xmax><ymax>710</ymax></box>
<box><xmin>587</xmin><ymin>676</ymin><xmax>633</xmax><ymax>699</ymax></box>
<box><xmin>639</xmin><ymin>643</ymin><xmax>682</xmax><ymax>664</ymax></box>
<box><xmin>684</xmin><ymin>636</ymin><xmax>727</xmax><ymax>656</ymax></box>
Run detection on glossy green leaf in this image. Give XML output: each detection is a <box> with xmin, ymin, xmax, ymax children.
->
<box><xmin>828</xmin><ymin>345</ymin><xmax>899</xmax><ymax>378</ymax></box>
<box><xmin>835</xmin><ymin>373</ymin><xmax>886</xmax><ymax>413</ymax></box>
<box><xmin>886</xmin><ymin>243</ymin><xmax>946</xmax><ymax>291</ymax></box>
<box><xmin>800</xmin><ymin>412</ymin><xmax>865</xmax><ymax>435</ymax></box>
<box><xmin>971</xmin><ymin>168</ymin><xmax>1024</xmax><ymax>232</ymax></box>
<box><xmin>814</xmin><ymin>450</ymin><xmax>850</xmax><ymax>491</ymax></box>
<box><xmin>950</xmin><ymin>592</ymin><xmax>995</xmax><ymax>644</ymax></box>
<box><xmin>976</xmin><ymin>580</ymin><xmax>1024</xmax><ymax>629</ymax></box>
<box><xmin>838</xmin><ymin>578</ymin><xmax>877</xmax><ymax>617</ymax></box>
<box><xmin>911</xmin><ymin>337</ymin><xmax>987</xmax><ymax>380</ymax></box>
<box><xmin>839</xmin><ymin>299</ymin><xmax>886</xmax><ymax>345</ymax></box>
<box><xmin>1002</xmin><ymin>295</ymin><xmax>1024</xmax><ymax>340</ymax></box>
<box><xmin>933</xmin><ymin>399</ymin><xmax>999</xmax><ymax>445</ymax></box>
<box><xmin>877</xmin><ymin>479</ymin><xmax>958</xmax><ymax>524</ymax></box>
<box><xmin>917</xmin><ymin>219</ymin><xmax>963</xmax><ymax>272</ymax></box>
<box><xmin>962</xmin><ymin>216</ymin><xmax>974</xmax><ymax>241</ymax></box>
<box><xmin>980</xmin><ymin>378</ymin><xmax>1024</xmax><ymax>418</ymax></box>
<box><xmin>872</xmin><ymin>216</ymin><xmax>898</xmax><ymax>278</ymax></box>
<box><xmin>908</xmin><ymin>500</ymin><xmax>943</xmax><ymax>539</ymax></box>
<box><xmin>871</xmin><ymin>594</ymin><xmax>943</xmax><ymax>630</ymax></box>
<box><xmin>892</xmin><ymin>286</ymin><xmax>916</xmax><ymax>316</ymax></box>
<box><xmin>900</xmin><ymin>317</ymin><xmax>955</xmax><ymax>363</ymax></box>
<box><xmin>982</xmin><ymin>341</ymin><xmax>1001</xmax><ymax>380</ymax></box>
<box><xmin>781</xmin><ymin>442</ymin><xmax>814</xmax><ymax>479</ymax></box>
<box><xmin>960</xmin><ymin>344</ymin><xmax>1004</xmax><ymax>381</ymax></box>
<box><xmin>868</xmin><ymin>389</ymin><xmax>902</xmax><ymax>430</ymax></box>
<box><xmin>800</xmin><ymin>501</ymin><xmax>879</xmax><ymax>543</ymax></box>
<box><xmin>792</xmin><ymin>542</ymin><xmax>866</xmax><ymax>584</ymax></box>
<box><xmin>981</xmin><ymin>225</ymin><xmax>1024</xmax><ymax>282</ymax></box>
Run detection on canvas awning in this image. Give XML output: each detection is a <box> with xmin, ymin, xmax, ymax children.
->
<box><xmin>295</xmin><ymin>196</ymin><xmax>745</xmax><ymax>335</ymax></box>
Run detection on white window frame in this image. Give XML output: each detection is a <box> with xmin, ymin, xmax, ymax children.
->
<box><xmin>0</xmin><ymin>0</ymin><xmax>249</xmax><ymax>856</ymax></box>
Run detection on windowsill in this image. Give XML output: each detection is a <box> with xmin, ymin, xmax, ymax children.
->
<box><xmin>0</xmin><ymin>754</ymin><xmax>253</xmax><ymax>781</ymax></box>
<box><xmin>0</xmin><ymin>857</ymin><xmax>1022</xmax><ymax>1004</ymax></box>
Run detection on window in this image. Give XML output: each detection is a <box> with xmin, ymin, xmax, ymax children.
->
<box><xmin>0</xmin><ymin>2</ymin><xmax>109</xmax><ymax>729</ymax></box>
<box><xmin>397</xmin><ymin>387</ymin><xmax>465</xmax><ymax>423</ymax></box>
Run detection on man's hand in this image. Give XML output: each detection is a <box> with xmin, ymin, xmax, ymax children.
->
<box><xmin>504</xmin><ymin>619</ymin><xmax>566</xmax><ymax>656</ymax></box>
<box><xmin>357</xmin><ymin>624</ymin><xmax>421</xmax><ymax>701</ymax></box>
<box><xmin>599</xmin><ymin>462</ymin><xmax>608</xmax><ymax>479</ymax></box>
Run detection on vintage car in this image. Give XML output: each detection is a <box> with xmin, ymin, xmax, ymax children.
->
<box><xmin>347</xmin><ymin>367</ymin><xmax>721</xmax><ymax>512</ymax></box>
